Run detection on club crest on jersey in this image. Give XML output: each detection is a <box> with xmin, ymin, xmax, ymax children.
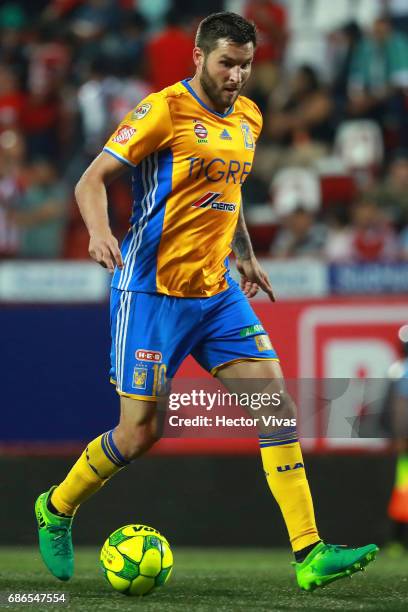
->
<box><xmin>255</xmin><ymin>334</ymin><xmax>273</xmax><ymax>352</ymax></box>
<box><xmin>131</xmin><ymin>103</ymin><xmax>152</xmax><ymax>120</ymax></box>
<box><xmin>241</xmin><ymin>121</ymin><xmax>254</xmax><ymax>150</ymax></box>
<box><xmin>132</xmin><ymin>366</ymin><xmax>147</xmax><ymax>390</ymax></box>
<box><xmin>192</xmin><ymin>191</ymin><xmax>237</xmax><ymax>212</ymax></box>
<box><xmin>111</xmin><ymin>125</ymin><xmax>136</xmax><ymax>145</ymax></box>
<box><xmin>194</xmin><ymin>122</ymin><xmax>208</xmax><ymax>144</ymax></box>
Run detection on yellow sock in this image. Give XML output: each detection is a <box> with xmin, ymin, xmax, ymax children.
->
<box><xmin>259</xmin><ymin>428</ymin><xmax>319</xmax><ymax>552</ymax></box>
<box><xmin>51</xmin><ymin>430</ymin><xmax>129</xmax><ymax>516</ymax></box>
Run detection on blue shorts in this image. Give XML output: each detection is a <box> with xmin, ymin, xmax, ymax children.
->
<box><xmin>110</xmin><ymin>280</ymin><xmax>278</xmax><ymax>400</ymax></box>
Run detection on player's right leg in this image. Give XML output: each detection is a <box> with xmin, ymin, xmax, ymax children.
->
<box><xmin>36</xmin><ymin>289</ymin><xmax>201</xmax><ymax>580</ymax></box>
<box><xmin>36</xmin><ymin>288</ymin><xmax>198</xmax><ymax>580</ymax></box>
<box><xmin>35</xmin><ymin>396</ymin><xmax>158</xmax><ymax>581</ymax></box>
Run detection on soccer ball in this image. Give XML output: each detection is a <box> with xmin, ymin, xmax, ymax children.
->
<box><xmin>100</xmin><ymin>524</ymin><xmax>173</xmax><ymax>596</ymax></box>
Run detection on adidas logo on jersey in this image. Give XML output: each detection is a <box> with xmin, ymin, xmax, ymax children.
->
<box><xmin>220</xmin><ymin>128</ymin><xmax>232</xmax><ymax>140</ymax></box>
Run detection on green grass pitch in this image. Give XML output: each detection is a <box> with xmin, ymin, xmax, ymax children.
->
<box><xmin>1</xmin><ymin>547</ymin><xmax>407</xmax><ymax>611</ymax></box>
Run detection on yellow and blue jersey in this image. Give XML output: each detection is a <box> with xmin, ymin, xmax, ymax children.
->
<box><xmin>103</xmin><ymin>78</ymin><xmax>262</xmax><ymax>297</ymax></box>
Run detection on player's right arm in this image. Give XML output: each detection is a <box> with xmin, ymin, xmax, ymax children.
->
<box><xmin>75</xmin><ymin>152</ymin><xmax>126</xmax><ymax>273</ymax></box>
<box><xmin>76</xmin><ymin>93</ymin><xmax>173</xmax><ymax>272</ymax></box>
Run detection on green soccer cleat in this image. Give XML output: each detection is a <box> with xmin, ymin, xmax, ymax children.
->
<box><xmin>294</xmin><ymin>541</ymin><xmax>379</xmax><ymax>591</ymax></box>
<box><xmin>35</xmin><ymin>486</ymin><xmax>74</xmax><ymax>581</ymax></box>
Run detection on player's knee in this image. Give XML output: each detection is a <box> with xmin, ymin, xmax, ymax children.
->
<box><xmin>114</xmin><ymin>424</ymin><xmax>160</xmax><ymax>460</ymax></box>
<box><xmin>255</xmin><ymin>390</ymin><xmax>298</xmax><ymax>436</ymax></box>
<box><xmin>274</xmin><ymin>390</ymin><xmax>297</xmax><ymax>419</ymax></box>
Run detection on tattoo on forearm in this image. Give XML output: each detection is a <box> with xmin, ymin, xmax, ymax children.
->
<box><xmin>232</xmin><ymin>208</ymin><xmax>254</xmax><ymax>260</ymax></box>
<box><xmin>232</xmin><ymin>231</ymin><xmax>253</xmax><ymax>260</ymax></box>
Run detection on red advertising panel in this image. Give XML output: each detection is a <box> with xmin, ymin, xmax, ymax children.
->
<box><xmin>161</xmin><ymin>296</ymin><xmax>408</xmax><ymax>454</ymax></box>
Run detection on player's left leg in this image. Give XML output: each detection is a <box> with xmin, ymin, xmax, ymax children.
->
<box><xmin>216</xmin><ymin>359</ymin><xmax>320</xmax><ymax>554</ymax></box>
<box><xmin>215</xmin><ymin>358</ymin><xmax>379</xmax><ymax>591</ymax></box>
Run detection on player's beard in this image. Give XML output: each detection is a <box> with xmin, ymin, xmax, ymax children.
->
<box><xmin>200</xmin><ymin>59</ymin><xmax>241</xmax><ymax>112</ymax></box>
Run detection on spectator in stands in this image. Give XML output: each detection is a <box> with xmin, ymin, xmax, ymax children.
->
<box><xmin>76</xmin><ymin>53</ymin><xmax>151</xmax><ymax>157</ymax></box>
<box><xmin>348</xmin><ymin>15</ymin><xmax>408</xmax><ymax>146</ymax></box>
<box><xmin>267</xmin><ymin>65</ymin><xmax>334</xmax><ymax>148</ymax></box>
<box><xmin>270</xmin><ymin>207</ymin><xmax>327</xmax><ymax>259</ymax></box>
<box><xmin>326</xmin><ymin>196</ymin><xmax>399</xmax><ymax>262</ymax></box>
<box><xmin>77</xmin><ymin>57</ymin><xmax>115</xmax><ymax>157</ymax></box>
<box><xmin>400</xmin><ymin>226</ymin><xmax>408</xmax><ymax>260</ymax></box>
<box><xmin>0</xmin><ymin>2</ymin><xmax>26</xmax><ymax>32</ymax></box>
<box><xmin>109</xmin><ymin>64</ymin><xmax>152</xmax><ymax>127</ymax></box>
<box><xmin>243</xmin><ymin>0</ymin><xmax>288</xmax><ymax>110</ymax></box>
<box><xmin>145</xmin><ymin>9</ymin><xmax>194</xmax><ymax>91</ymax></box>
<box><xmin>387</xmin><ymin>0</ymin><xmax>408</xmax><ymax>36</ymax></box>
<box><xmin>283</xmin><ymin>0</ymin><xmax>379</xmax><ymax>77</ymax></box>
<box><xmin>0</xmin><ymin>140</ymin><xmax>22</xmax><ymax>258</ymax></box>
<box><xmin>27</xmin><ymin>24</ymin><xmax>72</xmax><ymax>99</ymax></box>
<box><xmin>40</xmin><ymin>0</ymin><xmax>85</xmax><ymax>23</ymax></box>
<box><xmin>20</xmin><ymin>85</ymin><xmax>61</xmax><ymax>163</ymax></box>
<box><xmin>116</xmin><ymin>11</ymin><xmax>148</xmax><ymax>69</ymax></box>
<box><xmin>137</xmin><ymin>0</ymin><xmax>171</xmax><ymax>32</ymax></box>
<box><xmin>27</xmin><ymin>24</ymin><xmax>78</xmax><ymax>164</ymax></box>
<box><xmin>256</xmin><ymin>65</ymin><xmax>334</xmax><ymax>175</ymax></box>
<box><xmin>329</xmin><ymin>21</ymin><xmax>363</xmax><ymax>116</ymax></box>
<box><xmin>245</xmin><ymin>0</ymin><xmax>287</xmax><ymax>62</ymax></box>
<box><xmin>69</xmin><ymin>0</ymin><xmax>120</xmax><ymax>39</ymax></box>
<box><xmin>0</xmin><ymin>64</ymin><xmax>25</xmax><ymax>132</ymax></box>
<box><xmin>369</xmin><ymin>150</ymin><xmax>408</xmax><ymax>227</ymax></box>
<box><xmin>324</xmin><ymin>206</ymin><xmax>353</xmax><ymax>262</ymax></box>
<box><xmin>14</xmin><ymin>159</ymin><xmax>68</xmax><ymax>258</ymax></box>
<box><xmin>0</xmin><ymin>3</ymin><xmax>28</xmax><ymax>86</ymax></box>
<box><xmin>177</xmin><ymin>0</ymin><xmax>224</xmax><ymax>19</ymax></box>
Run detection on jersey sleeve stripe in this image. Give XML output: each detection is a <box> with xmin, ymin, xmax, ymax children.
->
<box><xmin>103</xmin><ymin>147</ymin><xmax>136</xmax><ymax>168</ymax></box>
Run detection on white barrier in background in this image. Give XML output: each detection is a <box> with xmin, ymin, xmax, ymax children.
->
<box><xmin>0</xmin><ymin>261</ymin><xmax>109</xmax><ymax>302</ymax></box>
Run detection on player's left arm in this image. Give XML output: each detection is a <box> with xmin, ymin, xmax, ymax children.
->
<box><xmin>232</xmin><ymin>206</ymin><xmax>275</xmax><ymax>302</ymax></box>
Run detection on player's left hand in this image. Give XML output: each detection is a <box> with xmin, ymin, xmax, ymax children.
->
<box><xmin>236</xmin><ymin>257</ymin><xmax>276</xmax><ymax>302</ymax></box>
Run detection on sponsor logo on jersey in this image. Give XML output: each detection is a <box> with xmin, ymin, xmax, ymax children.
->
<box><xmin>191</xmin><ymin>191</ymin><xmax>237</xmax><ymax>213</ymax></box>
<box><xmin>187</xmin><ymin>156</ymin><xmax>252</xmax><ymax>184</ymax></box>
<box><xmin>220</xmin><ymin>128</ymin><xmax>232</xmax><ymax>140</ymax></box>
<box><xmin>194</xmin><ymin>122</ymin><xmax>208</xmax><ymax>143</ymax></box>
<box><xmin>112</xmin><ymin>125</ymin><xmax>136</xmax><ymax>145</ymax></box>
<box><xmin>135</xmin><ymin>349</ymin><xmax>162</xmax><ymax>362</ymax></box>
<box><xmin>241</xmin><ymin>121</ymin><xmax>255</xmax><ymax>150</ymax></box>
<box><xmin>240</xmin><ymin>324</ymin><xmax>264</xmax><ymax>337</ymax></box>
<box><xmin>131</xmin><ymin>103</ymin><xmax>152</xmax><ymax>120</ymax></box>
<box><xmin>255</xmin><ymin>334</ymin><xmax>273</xmax><ymax>352</ymax></box>
<box><xmin>132</xmin><ymin>366</ymin><xmax>148</xmax><ymax>390</ymax></box>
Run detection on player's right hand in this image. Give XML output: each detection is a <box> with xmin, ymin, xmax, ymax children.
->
<box><xmin>88</xmin><ymin>231</ymin><xmax>124</xmax><ymax>273</ymax></box>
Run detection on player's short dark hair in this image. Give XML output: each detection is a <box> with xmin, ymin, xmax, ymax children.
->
<box><xmin>196</xmin><ymin>12</ymin><xmax>257</xmax><ymax>55</ymax></box>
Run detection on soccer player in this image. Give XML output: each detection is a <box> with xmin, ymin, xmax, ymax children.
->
<box><xmin>384</xmin><ymin>325</ymin><xmax>408</xmax><ymax>554</ymax></box>
<box><xmin>35</xmin><ymin>12</ymin><xmax>378</xmax><ymax>590</ymax></box>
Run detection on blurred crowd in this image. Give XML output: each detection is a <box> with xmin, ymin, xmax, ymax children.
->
<box><xmin>0</xmin><ymin>0</ymin><xmax>408</xmax><ymax>262</ymax></box>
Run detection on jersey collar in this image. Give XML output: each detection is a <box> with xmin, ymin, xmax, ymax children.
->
<box><xmin>181</xmin><ymin>78</ymin><xmax>234</xmax><ymax>118</ymax></box>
